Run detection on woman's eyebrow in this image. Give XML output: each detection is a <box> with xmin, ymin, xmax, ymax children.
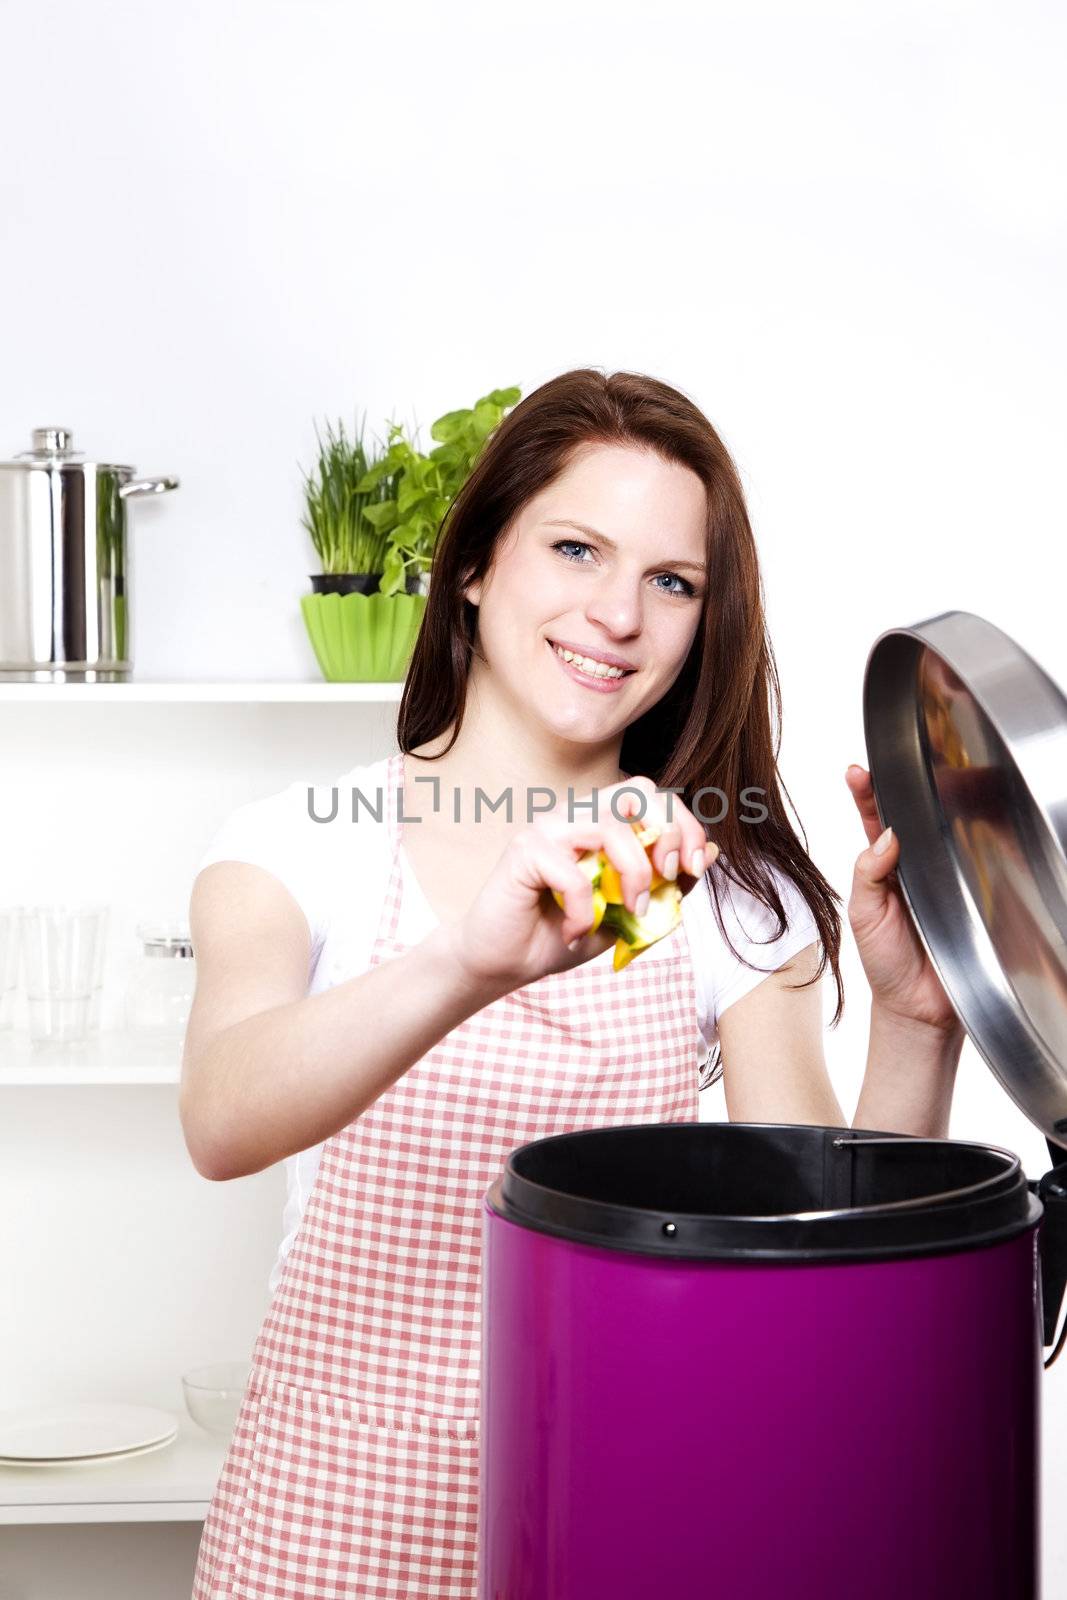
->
<box><xmin>541</xmin><ymin>518</ymin><xmax>707</xmax><ymax>575</ymax></box>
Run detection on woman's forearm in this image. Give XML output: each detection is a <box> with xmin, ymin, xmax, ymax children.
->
<box><xmin>852</xmin><ymin>1003</ymin><xmax>965</xmax><ymax>1137</ymax></box>
<box><xmin>181</xmin><ymin>926</ymin><xmax>506</xmax><ymax>1181</ymax></box>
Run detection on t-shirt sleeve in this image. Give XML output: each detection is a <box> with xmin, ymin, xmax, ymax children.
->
<box><xmin>706</xmin><ymin>863</ymin><xmax>822</xmax><ymax>1028</ymax></box>
<box><xmin>194</xmin><ymin>780</ymin><xmax>336</xmax><ymax>953</ymax></box>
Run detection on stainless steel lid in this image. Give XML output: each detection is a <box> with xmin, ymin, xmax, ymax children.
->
<box><xmin>1</xmin><ymin>427</ymin><xmax>135</xmax><ymax>476</ymax></box>
<box><xmin>863</xmin><ymin>610</ymin><xmax>1067</xmax><ymax>1151</ymax></box>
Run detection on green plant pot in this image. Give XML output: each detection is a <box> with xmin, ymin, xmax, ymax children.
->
<box><xmin>300</xmin><ymin>591</ymin><xmax>427</xmax><ymax>682</ymax></box>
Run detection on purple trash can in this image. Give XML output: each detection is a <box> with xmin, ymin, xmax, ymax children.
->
<box><xmin>480</xmin><ymin>1121</ymin><xmax>1067</xmax><ymax>1600</ymax></box>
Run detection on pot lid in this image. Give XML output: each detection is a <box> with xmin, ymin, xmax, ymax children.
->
<box><xmin>863</xmin><ymin>610</ymin><xmax>1067</xmax><ymax>1152</ymax></box>
<box><xmin>2</xmin><ymin>427</ymin><xmax>135</xmax><ymax>475</ymax></box>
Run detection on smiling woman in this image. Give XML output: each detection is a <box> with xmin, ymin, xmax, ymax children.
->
<box><xmin>400</xmin><ymin>369</ymin><xmax>843</xmax><ymax>1019</ymax></box>
<box><xmin>185</xmin><ymin>367</ymin><xmax>959</xmax><ymax>1600</ymax></box>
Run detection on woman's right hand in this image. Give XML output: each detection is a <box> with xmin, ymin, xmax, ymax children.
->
<box><xmin>450</xmin><ymin>775</ymin><xmax>718</xmax><ymax>995</ymax></box>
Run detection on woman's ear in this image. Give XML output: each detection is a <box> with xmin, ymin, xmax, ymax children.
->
<box><xmin>463</xmin><ymin>575</ymin><xmax>482</xmax><ymax>607</ymax></box>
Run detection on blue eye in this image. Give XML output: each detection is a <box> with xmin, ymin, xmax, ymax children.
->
<box><xmin>653</xmin><ymin>572</ymin><xmax>695</xmax><ymax>597</ymax></box>
<box><xmin>551</xmin><ymin>539</ymin><xmax>696</xmax><ymax>598</ymax></box>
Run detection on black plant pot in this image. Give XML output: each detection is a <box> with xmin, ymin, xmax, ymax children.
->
<box><xmin>310</xmin><ymin>573</ymin><xmax>381</xmax><ymax>597</ymax></box>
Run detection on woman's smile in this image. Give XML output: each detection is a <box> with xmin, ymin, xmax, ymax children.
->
<box><xmin>545</xmin><ymin>637</ymin><xmax>637</xmax><ymax>693</ymax></box>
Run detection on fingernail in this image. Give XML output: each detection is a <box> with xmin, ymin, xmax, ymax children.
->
<box><xmin>690</xmin><ymin>847</ymin><xmax>705</xmax><ymax>877</ymax></box>
<box><xmin>873</xmin><ymin>825</ymin><xmax>893</xmax><ymax>856</ymax></box>
<box><xmin>847</xmin><ymin>764</ymin><xmax>863</xmax><ymax>775</ymax></box>
<box><xmin>636</xmin><ymin>889</ymin><xmax>650</xmax><ymax>917</ymax></box>
<box><xmin>567</xmin><ymin>937</ymin><xmax>582</xmax><ymax>951</ymax></box>
<box><xmin>663</xmin><ymin>850</ymin><xmax>679</xmax><ymax>881</ymax></box>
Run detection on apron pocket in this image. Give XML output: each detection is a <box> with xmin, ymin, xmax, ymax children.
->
<box><xmin>230</xmin><ymin>1383</ymin><xmax>480</xmax><ymax>1599</ymax></box>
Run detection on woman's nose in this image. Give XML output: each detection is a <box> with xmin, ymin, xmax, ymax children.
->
<box><xmin>583</xmin><ymin>575</ymin><xmax>643</xmax><ymax>638</ymax></box>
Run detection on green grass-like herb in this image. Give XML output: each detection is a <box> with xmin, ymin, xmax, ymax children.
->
<box><xmin>300</xmin><ymin>415</ymin><xmax>398</xmax><ymax>576</ymax></box>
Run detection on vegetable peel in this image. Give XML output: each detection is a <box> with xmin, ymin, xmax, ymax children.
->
<box><xmin>553</xmin><ymin>820</ymin><xmax>685</xmax><ymax>970</ymax></box>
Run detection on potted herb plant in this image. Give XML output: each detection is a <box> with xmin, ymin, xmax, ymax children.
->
<box><xmin>300</xmin><ymin>414</ymin><xmax>394</xmax><ymax>597</ymax></box>
<box><xmin>299</xmin><ymin>388</ymin><xmax>521</xmax><ymax>682</ymax></box>
<box><xmin>298</xmin><ymin>414</ymin><xmax>424</xmax><ymax>682</ymax></box>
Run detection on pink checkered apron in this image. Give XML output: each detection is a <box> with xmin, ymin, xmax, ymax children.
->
<box><xmin>192</xmin><ymin>752</ymin><xmax>701</xmax><ymax>1598</ymax></box>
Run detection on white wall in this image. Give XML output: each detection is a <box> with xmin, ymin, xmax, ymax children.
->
<box><xmin>3</xmin><ymin>0</ymin><xmax>1065</xmax><ymax>1593</ymax></box>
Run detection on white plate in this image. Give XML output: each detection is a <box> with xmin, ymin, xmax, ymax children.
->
<box><xmin>0</xmin><ymin>1432</ymin><xmax>180</xmax><ymax>1468</ymax></box>
<box><xmin>0</xmin><ymin>1403</ymin><xmax>179</xmax><ymax>1463</ymax></box>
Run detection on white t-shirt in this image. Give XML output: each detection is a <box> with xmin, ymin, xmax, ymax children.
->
<box><xmin>194</xmin><ymin>756</ymin><xmax>821</xmax><ymax>1291</ymax></box>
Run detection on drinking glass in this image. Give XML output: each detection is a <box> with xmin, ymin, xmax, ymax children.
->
<box><xmin>21</xmin><ymin>905</ymin><xmax>109</xmax><ymax>1047</ymax></box>
<box><xmin>0</xmin><ymin>908</ymin><xmax>21</xmax><ymax>1030</ymax></box>
<box><xmin>88</xmin><ymin>906</ymin><xmax>110</xmax><ymax>1032</ymax></box>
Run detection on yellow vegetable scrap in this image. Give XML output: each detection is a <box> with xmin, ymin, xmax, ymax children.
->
<box><xmin>552</xmin><ymin>819</ymin><xmax>685</xmax><ymax>970</ymax></box>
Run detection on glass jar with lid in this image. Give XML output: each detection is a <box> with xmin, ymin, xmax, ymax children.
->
<box><xmin>125</xmin><ymin>920</ymin><xmax>196</xmax><ymax>1034</ymax></box>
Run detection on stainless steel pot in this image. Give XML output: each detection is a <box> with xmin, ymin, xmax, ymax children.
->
<box><xmin>0</xmin><ymin>427</ymin><xmax>178</xmax><ymax>681</ymax></box>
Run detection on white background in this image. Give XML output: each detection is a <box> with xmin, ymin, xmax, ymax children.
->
<box><xmin>2</xmin><ymin>0</ymin><xmax>1064</xmax><ymax>1593</ymax></box>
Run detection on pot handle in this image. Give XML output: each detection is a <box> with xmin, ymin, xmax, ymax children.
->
<box><xmin>119</xmin><ymin>476</ymin><xmax>180</xmax><ymax>499</ymax></box>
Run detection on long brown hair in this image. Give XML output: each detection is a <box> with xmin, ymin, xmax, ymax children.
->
<box><xmin>398</xmin><ymin>368</ymin><xmax>845</xmax><ymax>1041</ymax></box>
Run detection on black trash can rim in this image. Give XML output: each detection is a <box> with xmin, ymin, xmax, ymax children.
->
<box><xmin>488</xmin><ymin>1122</ymin><xmax>1042</xmax><ymax>1263</ymax></box>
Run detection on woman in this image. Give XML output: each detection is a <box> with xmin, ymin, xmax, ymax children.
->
<box><xmin>183</xmin><ymin>369</ymin><xmax>965</xmax><ymax>1599</ymax></box>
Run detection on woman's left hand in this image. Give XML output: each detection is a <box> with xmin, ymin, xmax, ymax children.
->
<box><xmin>846</xmin><ymin>763</ymin><xmax>963</xmax><ymax>1035</ymax></box>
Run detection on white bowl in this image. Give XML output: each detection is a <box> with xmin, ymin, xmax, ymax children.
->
<box><xmin>181</xmin><ymin>1362</ymin><xmax>250</xmax><ymax>1435</ymax></box>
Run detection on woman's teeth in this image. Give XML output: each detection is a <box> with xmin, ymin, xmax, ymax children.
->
<box><xmin>554</xmin><ymin>644</ymin><xmax>628</xmax><ymax>680</ymax></box>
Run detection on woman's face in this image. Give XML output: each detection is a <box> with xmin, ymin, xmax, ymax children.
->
<box><xmin>464</xmin><ymin>442</ymin><xmax>708</xmax><ymax>749</ymax></box>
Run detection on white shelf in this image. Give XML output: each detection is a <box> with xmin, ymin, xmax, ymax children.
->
<box><xmin>0</xmin><ymin>680</ymin><xmax>403</xmax><ymax>704</ymax></box>
<box><xmin>0</xmin><ymin>1031</ymin><xmax>182</xmax><ymax>1085</ymax></box>
<box><xmin>0</xmin><ymin>1416</ymin><xmax>227</xmax><ymax>1525</ymax></box>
